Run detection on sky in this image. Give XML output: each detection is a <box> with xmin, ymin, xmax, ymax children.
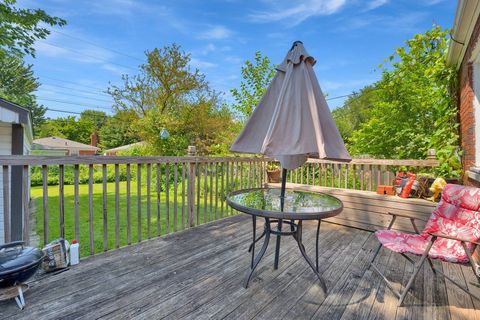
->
<box><xmin>21</xmin><ymin>0</ymin><xmax>457</xmax><ymax>119</ymax></box>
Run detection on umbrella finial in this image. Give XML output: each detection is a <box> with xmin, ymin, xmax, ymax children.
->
<box><xmin>290</xmin><ymin>41</ymin><xmax>303</xmax><ymax>50</ymax></box>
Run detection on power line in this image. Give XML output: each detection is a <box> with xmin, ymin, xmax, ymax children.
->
<box><xmin>37</xmin><ymin>97</ymin><xmax>112</xmax><ymax>110</ymax></box>
<box><xmin>38</xmin><ymin>92</ymin><xmax>113</xmax><ymax>104</ymax></box>
<box><xmin>40</xmin><ymin>83</ymin><xmax>111</xmax><ymax>97</ymax></box>
<box><xmin>50</xmin><ymin>29</ymin><xmax>145</xmax><ymax>62</ymax></box>
<box><xmin>37</xmin><ymin>75</ymin><xmax>110</xmax><ymax>92</ymax></box>
<box><xmin>37</xmin><ymin>41</ymin><xmax>138</xmax><ymax>71</ymax></box>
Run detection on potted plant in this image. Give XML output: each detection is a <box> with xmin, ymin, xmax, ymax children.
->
<box><xmin>266</xmin><ymin>162</ymin><xmax>281</xmax><ymax>183</ymax></box>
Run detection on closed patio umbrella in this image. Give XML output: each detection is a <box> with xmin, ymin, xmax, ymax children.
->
<box><xmin>231</xmin><ymin>41</ymin><xmax>350</xmax><ymax>187</ymax></box>
<box><xmin>230</xmin><ymin>41</ymin><xmax>351</xmax><ymax>270</ymax></box>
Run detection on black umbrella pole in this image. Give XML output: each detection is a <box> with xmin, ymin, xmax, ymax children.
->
<box><xmin>274</xmin><ymin>168</ymin><xmax>288</xmax><ymax>270</ymax></box>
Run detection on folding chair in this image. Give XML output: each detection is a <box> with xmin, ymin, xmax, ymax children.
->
<box><xmin>370</xmin><ymin>184</ymin><xmax>480</xmax><ymax>306</ymax></box>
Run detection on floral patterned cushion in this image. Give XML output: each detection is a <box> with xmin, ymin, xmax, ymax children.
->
<box><xmin>375</xmin><ymin>184</ymin><xmax>480</xmax><ymax>264</ymax></box>
<box><xmin>375</xmin><ymin>230</ymin><xmax>472</xmax><ymax>263</ymax></box>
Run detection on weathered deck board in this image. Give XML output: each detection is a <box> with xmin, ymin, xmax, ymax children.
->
<box><xmin>1</xmin><ymin>215</ymin><xmax>478</xmax><ymax>320</ymax></box>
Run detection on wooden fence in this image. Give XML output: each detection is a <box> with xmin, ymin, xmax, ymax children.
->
<box><xmin>0</xmin><ymin>155</ymin><xmax>438</xmax><ymax>257</ymax></box>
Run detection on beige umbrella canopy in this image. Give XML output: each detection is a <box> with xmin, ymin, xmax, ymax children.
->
<box><xmin>230</xmin><ymin>41</ymin><xmax>351</xmax><ymax>169</ymax></box>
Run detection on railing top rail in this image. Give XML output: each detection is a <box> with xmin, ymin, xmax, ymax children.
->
<box><xmin>0</xmin><ymin>155</ymin><xmax>268</xmax><ymax>166</ymax></box>
<box><xmin>306</xmin><ymin>158</ymin><xmax>439</xmax><ymax>167</ymax></box>
<box><xmin>0</xmin><ymin>155</ymin><xmax>439</xmax><ymax>167</ymax></box>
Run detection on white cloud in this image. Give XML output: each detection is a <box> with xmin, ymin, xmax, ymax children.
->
<box><xmin>190</xmin><ymin>58</ymin><xmax>218</xmax><ymax>69</ymax></box>
<box><xmin>365</xmin><ymin>0</ymin><xmax>389</xmax><ymax>11</ymax></box>
<box><xmin>249</xmin><ymin>0</ymin><xmax>347</xmax><ymax>25</ymax></box>
<box><xmin>197</xmin><ymin>25</ymin><xmax>233</xmax><ymax>40</ymax></box>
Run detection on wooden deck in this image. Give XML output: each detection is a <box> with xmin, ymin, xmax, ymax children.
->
<box><xmin>1</xmin><ymin>214</ymin><xmax>479</xmax><ymax>319</ymax></box>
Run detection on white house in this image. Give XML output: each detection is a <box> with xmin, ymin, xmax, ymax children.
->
<box><xmin>0</xmin><ymin>98</ymin><xmax>33</xmax><ymax>244</ymax></box>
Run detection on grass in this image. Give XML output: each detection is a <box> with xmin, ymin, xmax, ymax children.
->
<box><xmin>32</xmin><ymin>179</ymin><xmax>233</xmax><ymax>257</ymax></box>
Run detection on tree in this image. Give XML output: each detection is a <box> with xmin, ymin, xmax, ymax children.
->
<box><xmin>99</xmin><ymin>109</ymin><xmax>141</xmax><ymax>149</ymax></box>
<box><xmin>331</xmin><ymin>85</ymin><xmax>379</xmax><ymax>144</ymax></box>
<box><xmin>108</xmin><ymin>44</ymin><xmax>208</xmax><ymax>116</ymax></box>
<box><xmin>0</xmin><ymin>0</ymin><xmax>66</xmax><ymax>58</ymax></box>
<box><xmin>108</xmin><ymin>44</ymin><xmax>235</xmax><ymax>155</ymax></box>
<box><xmin>37</xmin><ymin>110</ymin><xmax>107</xmax><ymax>145</ymax></box>
<box><xmin>230</xmin><ymin>51</ymin><xmax>276</xmax><ymax>121</ymax></box>
<box><xmin>348</xmin><ymin>26</ymin><xmax>460</xmax><ymax>176</ymax></box>
<box><xmin>0</xmin><ymin>0</ymin><xmax>65</xmax><ymax>129</ymax></box>
<box><xmin>0</xmin><ymin>55</ymin><xmax>46</xmax><ymax>127</ymax></box>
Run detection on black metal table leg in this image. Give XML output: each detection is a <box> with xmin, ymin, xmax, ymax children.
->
<box><xmin>274</xmin><ymin>218</ymin><xmax>282</xmax><ymax>269</ymax></box>
<box><xmin>243</xmin><ymin>217</ymin><xmax>271</xmax><ymax>288</ymax></box>
<box><xmin>250</xmin><ymin>216</ymin><xmax>256</xmax><ymax>268</ymax></box>
<box><xmin>316</xmin><ymin>219</ymin><xmax>321</xmax><ymax>272</ymax></box>
<box><xmin>294</xmin><ymin>220</ymin><xmax>327</xmax><ymax>294</ymax></box>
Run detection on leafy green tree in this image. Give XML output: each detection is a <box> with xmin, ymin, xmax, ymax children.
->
<box><xmin>0</xmin><ymin>0</ymin><xmax>65</xmax><ymax>129</ymax></box>
<box><xmin>108</xmin><ymin>44</ymin><xmax>234</xmax><ymax>155</ymax></box>
<box><xmin>332</xmin><ymin>85</ymin><xmax>379</xmax><ymax>144</ymax></box>
<box><xmin>99</xmin><ymin>109</ymin><xmax>141</xmax><ymax>149</ymax></box>
<box><xmin>349</xmin><ymin>26</ymin><xmax>459</xmax><ymax>177</ymax></box>
<box><xmin>37</xmin><ymin>110</ymin><xmax>107</xmax><ymax>145</ymax></box>
<box><xmin>230</xmin><ymin>51</ymin><xmax>276</xmax><ymax>121</ymax></box>
<box><xmin>0</xmin><ymin>0</ymin><xmax>66</xmax><ymax>58</ymax></box>
<box><xmin>0</xmin><ymin>54</ymin><xmax>46</xmax><ymax>127</ymax></box>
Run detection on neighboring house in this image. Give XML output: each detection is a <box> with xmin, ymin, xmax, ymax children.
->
<box><xmin>0</xmin><ymin>98</ymin><xmax>33</xmax><ymax>244</ymax></box>
<box><xmin>103</xmin><ymin>141</ymin><xmax>145</xmax><ymax>156</ymax></box>
<box><xmin>447</xmin><ymin>0</ymin><xmax>480</xmax><ymax>187</ymax></box>
<box><xmin>32</xmin><ymin>136</ymin><xmax>99</xmax><ymax>156</ymax></box>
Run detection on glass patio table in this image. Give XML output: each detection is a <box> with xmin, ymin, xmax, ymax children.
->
<box><xmin>227</xmin><ymin>188</ymin><xmax>343</xmax><ymax>293</ymax></box>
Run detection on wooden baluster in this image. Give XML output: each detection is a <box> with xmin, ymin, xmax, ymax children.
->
<box><xmin>352</xmin><ymin>164</ymin><xmax>357</xmax><ymax>190</ymax></box>
<box><xmin>221</xmin><ymin>162</ymin><xmax>225</xmax><ymax>218</ymax></box>
<box><xmin>182</xmin><ymin>164</ymin><xmax>186</xmax><ymax>229</ymax></box>
<box><xmin>209</xmin><ymin>162</ymin><xmax>213</xmax><ymax>221</ymax></box>
<box><xmin>88</xmin><ymin>164</ymin><xmax>94</xmax><ymax>255</ymax></box>
<box><xmin>306</xmin><ymin>164</ymin><xmax>310</xmax><ymax>185</ymax></box>
<box><xmin>165</xmin><ymin>163</ymin><xmax>170</xmax><ymax>234</ymax></box>
<box><xmin>370</xmin><ymin>164</ymin><xmax>374</xmax><ymax>191</ymax></box>
<box><xmin>187</xmin><ymin>161</ymin><xmax>195</xmax><ymax>228</ymax></box>
<box><xmin>300</xmin><ymin>165</ymin><xmax>304</xmax><ymax>184</ymax></box>
<box><xmin>41</xmin><ymin>165</ymin><xmax>48</xmax><ymax>245</ymax></box>
<box><xmin>126</xmin><ymin>164</ymin><xmax>131</xmax><ymax>245</ymax></box>
<box><xmin>173</xmin><ymin>162</ymin><xmax>178</xmax><ymax>233</ymax></box>
<box><xmin>225</xmin><ymin>162</ymin><xmax>229</xmax><ymax>216</ymax></box>
<box><xmin>247</xmin><ymin>161</ymin><xmax>251</xmax><ymax>189</ymax></box>
<box><xmin>338</xmin><ymin>164</ymin><xmax>341</xmax><ymax>188</ymax></box>
<box><xmin>360</xmin><ymin>164</ymin><xmax>365</xmax><ymax>191</ymax></box>
<box><xmin>102</xmin><ymin>164</ymin><xmax>108</xmax><ymax>251</ymax></box>
<box><xmin>137</xmin><ymin>164</ymin><xmax>142</xmax><ymax>242</ymax></box>
<box><xmin>146</xmin><ymin>163</ymin><xmax>151</xmax><ymax>238</ymax></box>
<box><xmin>345</xmin><ymin>164</ymin><xmax>348</xmax><ymax>189</ymax></box>
<box><xmin>73</xmin><ymin>165</ymin><xmax>80</xmax><ymax>244</ymax></box>
<box><xmin>312</xmin><ymin>163</ymin><xmax>316</xmax><ymax>186</ymax></box>
<box><xmin>240</xmin><ymin>161</ymin><xmax>244</xmax><ymax>189</ymax></box>
<box><xmin>156</xmin><ymin>164</ymin><xmax>161</xmax><ymax>235</ymax></box>
<box><xmin>215</xmin><ymin>162</ymin><xmax>219</xmax><ymax>220</ymax></box>
<box><xmin>230</xmin><ymin>161</ymin><xmax>234</xmax><ymax>214</ymax></box>
<box><xmin>196</xmin><ymin>162</ymin><xmax>201</xmax><ymax>224</ymax></box>
<box><xmin>114</xmin><ymin>164</ymin><xmax>120</xmax><ymax>248</ymax></box>
<box><xmin>59</xmin><ymin>164</ymin><xmax>65</xmax><ymax>239</ymax></box>
<box><xmin>204</xmin><ymin>163</ymin><xmax>208</xmax><ymax>223</ymax></box>
<box><xmin>331</xmin><ymin>164</ymin><xmax>335</xmax><ymax>188</ymax></box>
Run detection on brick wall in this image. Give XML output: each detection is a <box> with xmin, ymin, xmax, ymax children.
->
<box><xmin>458</xmin><ymin>15</ymin><xmax>480</xmax><ymax>187</ymax></box>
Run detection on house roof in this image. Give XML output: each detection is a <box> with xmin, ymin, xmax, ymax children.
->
<box><xmin>446</xmin><ymin>0</ymin><xmax>480</xmax><ymax>69</ymax></box>
<box><xmin>104</xmin><ymin>141</ymin><xmax>145</xmax><ymax>154</ymax></box>
<box><xmin>33</xmin><ymin>136</ymin><xmax>99</xmax><ymax>151</ymax></box>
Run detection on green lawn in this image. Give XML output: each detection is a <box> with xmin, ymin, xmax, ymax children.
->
<box><xmin>32</xmin><ymin>180</ymin><xmax>232</xmax><ymax>257</ymax></box>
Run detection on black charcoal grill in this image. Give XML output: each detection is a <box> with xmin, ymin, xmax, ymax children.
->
<box><xmin>0</xmin><ymin>241</ymin><xmax>45</xmax><ymax>309</ymax></box>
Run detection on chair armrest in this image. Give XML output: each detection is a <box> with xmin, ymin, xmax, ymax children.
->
<box><xmin>387</xmin><ymin>212</ymin><xmax>428</xmax><ymax>223</ymax></box>
<box><xmin>427</xmin><ymin>232</ymin><xmax>480</xmax><ymax>246</ymax></box>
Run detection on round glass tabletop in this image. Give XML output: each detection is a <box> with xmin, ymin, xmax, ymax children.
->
<box><xmin>227</xmin><ymin>188</ymin><xmax>343</xmax><ymax>220</ymax></box>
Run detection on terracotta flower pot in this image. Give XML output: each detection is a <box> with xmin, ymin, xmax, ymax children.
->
<box><xmin>267</xmin><ymin>169</ymin><xmax>281</xmax><ymax>183</ymax></box>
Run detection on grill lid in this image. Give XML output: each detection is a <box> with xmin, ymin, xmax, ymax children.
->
<box><xmin>0</xmin><ymin>241</ymin><xmax>45</xmax><ymax>276</ymax></box>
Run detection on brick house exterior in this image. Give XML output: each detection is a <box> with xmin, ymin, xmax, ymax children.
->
<box><xmin>447</xmin><ymin>1</ymin><xmax>480</xmax><ymax>186</ymax></box>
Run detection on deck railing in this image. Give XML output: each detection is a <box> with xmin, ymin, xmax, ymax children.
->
<box><xmin>0</xmin><ymin>154</ymin><xmax>438</xmax><ymax>257</ymax></box>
